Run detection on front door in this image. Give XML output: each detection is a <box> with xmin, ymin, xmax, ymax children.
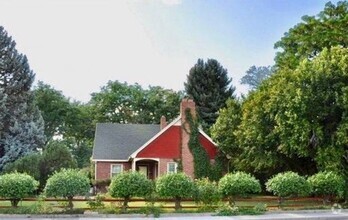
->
<box><xmin>138</xmin><ymin>165</ymin><xmax>148</xmax><ymax>178</ymax></box>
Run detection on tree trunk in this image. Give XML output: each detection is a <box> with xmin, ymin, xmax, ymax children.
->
<box><xmin>10</xmin><ymin>199</ymin><xmax>20</xmax><ymax>207</ymax></box>
<box><xmin>122</xmin><ymin>196</ymin><xmax>130</xmax><ymax>213</ymax></box>
<box><xmin>175</xmin><ymin>197</ymin><xmax>182</xmax><ymax>211</ymax></box>
<box><xmin>68</xmin><ymin>196</ymin><xmax>74</xmax><ymax>210</ymax></box>
<box><xmin>278</xmin><ymin>196</ymin><xmax>283</xmax><ymax>208</ymax></box>
<box><xmin>228</xmin><ymin>196</ymin><xmax>235</xmax><ymax>207</ymax></box>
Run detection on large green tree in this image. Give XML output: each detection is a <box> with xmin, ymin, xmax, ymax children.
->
<box><xmin>211</xmin><ymin>98</ymin><xmax>241</xmax><ymax>171</ymax></box>
<box><xmin>0</xmin><ymin>26</ymin><xmax>45</xmax><ymax>170</ymax></box>
<box><xmin>236</xmin><ymin>47</ymin><xmax>348</xmax><ymax>179</ymax></box>
<box><xmin>274</xmin><ymin>1</ymin><xmax>348</xmax><ymax>69</ymax></box>
<box><xmin>185</xmin><ymin>59</ymin><xmax>235</xmax><ymax>132</ymax></box>
<box><xmin>90</xmin><ymin>80</ymin><xmax>182</xmax><ymax>124</ymax></box>
<box><xmin>33</xmin><ymin>81</ymin><xmax>71</xmax><ymax>143</ymax></box>
<box><xmin>240</xmin><ymin>65</ymin><xmax>272</xmax><ymax>90</ymax></box>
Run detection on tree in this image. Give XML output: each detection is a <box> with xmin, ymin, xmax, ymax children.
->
<box><xmin>218</xmin><ymin>172</ymin><xmax>261</xmax><ymax>206</ymax></box>
<box><xmin>40</xmin><ymin>140</ymin><xmax>77</xmax><ymax>189</ymax></box>
<box><xmin>44</xmin><ymin>169</ymin><xmax>90</xmax><ymax>210</ymax></box>
<box><xmin>185</xmin><ymin>59</ymin><xmax>235</xmax><ymax>132</ymax></box>
<box><xmin>33</xmin><ymin>81</ymin><xmax>71</xmax><ymax>143</ymax></box>
<box><xmin>108</xmin><ymin>171</ymin><xmax>153</xmax><ymax>212</ymax></box>
<box><xmin>0</xmin><ymin>26</ymin><xmax>45</xmax><ymax>170</ymax></box>
<box><xmin>308</xmin><ymin>171</ymin><xmax>345</xmax><ymax>204</ymax></box>
<box><xmin>90</xmin><ymin>80</ymin><xmax>182</xmax><ymax>124</ymax></box>
<box><xmin>156</xmin><ymin>172</ymin><xmax>195</xmax><ymax>210</ymax></box>
<box><xmin>211</xmin><ymin>98</ymin><xmax>241</xmax><ymax>171</ymax></box>
<box><xmin>240</xmin><ymin>66</ymin><xmax>272</xmax><ymax>90</ymax></box>
<box><xmin>194</xmin><ymin>178</ymin><xmax>221</xmax><ymax>208</ymax></box>
<box><xmin>234</xmin><ymin>47</ymin><xmax>348</xmax><ymax>180</ymax></box>
<box><xmin>0</xmin><ymin>172</ymin><xmax>38</xmax><ymax>207</ymax></box>
<box><xmin>274</xmin><ymin>1</ymin><xmax>348</xmax><ymax>69</ymax></box>
<box><xmin>3</xmin><ymin>153</ymin><xmax>41</xmax><ymax>181</ymax></box>
<box><xmin>266</xmin><ymin>171</ymin><xmax>311</xmax><ymax>206</ymax></box>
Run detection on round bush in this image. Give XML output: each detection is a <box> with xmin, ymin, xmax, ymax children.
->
<box><xmin>109</xmin><ymin>171</ymin><xmax>153</xmax><ymax>211</ymax></box>
<box><xmin>308</xmin><ymin>171</ymin><xmax>345</xmax><ymax>203</ymax></box>
<box><xmin>0</xmin><ymin>172</ymin><xmax>38</xmax><ymax>207</ymax></box>
<box><xmin>156</xmin><ymin>172</ymin><xmax>195</xmax><ymax>210</ymax></box>
<box><xmin>266</xmin><ymin>171</ymin><xmax>310</xmax><ymax>200</ymax></box>
<box><xmin>194</xmin><ymin>178</ymin><xmax>221</xmax><ymax>207</ymax></box>
<box><xmin>44</xmin><ymin>169</ymin><xmax>90</xmax><ymax>209</ymax></box>
<box><xmin>218</xmin><ymin>171</ymin><xmax>261</xmax><ymax>206</ymax></box>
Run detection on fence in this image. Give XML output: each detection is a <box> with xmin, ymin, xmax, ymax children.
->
<box><xmin>0</xmin><ymin>196</ymin><xmax>327</xmax><ymax>210</ymax></box>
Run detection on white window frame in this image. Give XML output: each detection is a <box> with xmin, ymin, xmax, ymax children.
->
<box><xmin>167</xmin><ymin>162</ymin><xmax>178</xmax><ymax>174</ymax></box>
<box><xmin>110</xmin><ymin>164</ymin><xmax>123</xmax><ymax>178</ymax></box>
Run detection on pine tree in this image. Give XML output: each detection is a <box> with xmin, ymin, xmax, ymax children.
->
<box><xmin>0</xmin><ymin>26</ymin><xmax>45</xmax><ymax>170</ymax></box>
<box><xmin>184</xmin><ymin>59</ymin><xmax>235</xmax><ymax>132</ymax></box>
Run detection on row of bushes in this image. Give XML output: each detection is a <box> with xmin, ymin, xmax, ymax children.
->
<box><xmin>0</xmin><ymin>169</ymin><xmax>344</xmax><ymax>212</ymax></box>
<box><xmin>106</xmin><ymin>170</ymin><xmax>345</xmax><ymax>211</ymax></box>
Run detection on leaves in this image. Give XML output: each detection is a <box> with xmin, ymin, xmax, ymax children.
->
<box><xmin>0</xmin><ymin>172</ymin><xmax>38</xmax><ymax>206</ymax></box>
<box><xmin>108</xmin><ymin>171</ymin><xmax>153</xmax><ymax>199</ymax></box>
<box><xmin>44</xmin><ymin>169</ymin><xmax>90</xmax><ymax>199</ymax></box>
<box><xmin>156</xmin><ymin>172</ymin><xmax>195</xmax><ymax>199</ymax></box>
<box><xmin>266</xmin><ymin>171</ymin><xmax>311</xmax><ymax>198</ymax></box>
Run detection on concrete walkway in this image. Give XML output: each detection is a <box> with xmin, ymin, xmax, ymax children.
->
<box><xmin>1</xmin><ymin>210</ymin><xmax>348</xmax><ymax>219</ymax></box>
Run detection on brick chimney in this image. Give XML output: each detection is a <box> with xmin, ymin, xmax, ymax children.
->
<box><xmin>160</xmin><ymin>115</ymin><xmax>167</xmax><ymax>130</ymax></box>
<box><xmin>180</xmin><ymin>99</ymin><xmax>196</xmax><ymax>178</ymax></box>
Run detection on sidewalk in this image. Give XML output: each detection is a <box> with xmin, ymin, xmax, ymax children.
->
<box><xmin>0</xmin><ymin>210</ymin><xmax>348</xmax><ymax>219</ymax></box>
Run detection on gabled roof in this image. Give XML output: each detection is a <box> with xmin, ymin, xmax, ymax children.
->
<box><xmin>92</xmin><ymin>123</ymin><xmax>160</xmax><ymax>161</ymax></box>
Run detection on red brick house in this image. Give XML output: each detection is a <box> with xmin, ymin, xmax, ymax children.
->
<box><xmin>92</xmin><ymin>99</ymin><xmax>218</xmax><ymax>180</ymax></box>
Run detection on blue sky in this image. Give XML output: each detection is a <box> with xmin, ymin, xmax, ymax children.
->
<box><xmin>0</xmin><ymin>0</ymin><xmax>339</xmax><ymax>102</ymax></box>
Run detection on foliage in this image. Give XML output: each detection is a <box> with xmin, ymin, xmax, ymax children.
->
<box><xmin>0</xmin><ymin>26</ymin><xmax>45</xmax><ymax>170</ymax></box>
<box><xmin>240</xmin><ymin>65</ymin><xmax>272</xmax><ymax>90</ymax></box>
<box><xmin>0</xmin><ymin>172</ymin><xmax>38</xmax><ymax>207</ymax></box>
<box><xmin>185</xmin><ymin>109</ymin><xmax>211</xmax><ymax>179</ymax></box>
<box><xmin>87</xmin><ymin>194</ymin><xmax>105</xmax><ymax>210</ymax></box>
<box><xmin>308</xmin><ymin>171</ymin><xmax>345</xmax><ymax>203</ymax></box>
<box><xmin>194</xmin><ymin>178</ymin><xmax>221</xmax><ymax>208</ymax></box>
<box><xmin>3</xmin><ymin>153</ymin><xmax>41</xmax><ymax>181</ymax></box>
<box><xmin>235</xmin><ymin>47</ymin><xmax>348</xmax><ymax>180</ymax></box>
<box><xmin>274</xmin><ymin>1</ymin><xmax>348</xmax><ymax>69</ymax></box>
<box><xmin>90</xmin><ymin>80</ymin><xmax>182</xmax><ymax>124</ymax></box>
<box><xmin>184</xmin><ymin>58</ymin><xmax>235</xmax><ymax>132</ymax></box>
<box><xmin>44</xmin><ymin>169</ymin><xmax>90</xmax><ymax>210</ymax></box>
<box><xmin>109</xmin><ymin>171</ymin><xmax>153</xmax><ymax>212</ymax></box>
<box><xmin>218</xmin><ymin>172</ymin><xmax>261</xmax><ymax>206</ymax></box>
<box><xmin>215</xmin><ymin>204</ymin><xmax>239</xmax><ymax>216</ymax></box>
<box><xmin>266</xmin><ymin>171</ymin><xmax>311</xmax><ymax>204</ymax></box>
<box><xmin>156</xmin><ymin>172</ymin><xmax>195</xmax><ymax>210</ymax></box>
<box><xmin>40</xmin><ymin>140</ymin><xmax>77</xmax><ymax>189</ymax></box>
<box><xmin>33</xmin><ymin>81</ymin><xmax>71</xmax><ymax>142</ymax></box>
<box><xmin>211</xmin><ymin>98</ymin><xmax>241</xmax><ymax>171</ymax></box>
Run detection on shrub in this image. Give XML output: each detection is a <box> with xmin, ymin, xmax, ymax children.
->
<box><xmin>0</xmin><ymin>172</ymin><xmax>39</xmax><ymax>207</ymax></box>
<box><xmin>194</xmin><ymin>178</ymin><xmax>221</xmax><ymax>209</ymax></box>
<box><xmin>44</xmin><ymin>169</ymin><xmax>90</xmax><ymax>210</ymax></box>
<box><xmin>108</xmin><ymin>171</ymin><xmax>153</xmax><ymax>212</ymax></box>
<box><xmin>266</xmin><ymin>171</ymin><xmax>311</xmax><ymax>206</ymax></box>
<box><xmin>308</xmin><ymin>171</ymin><xmax>345</xmax><ymax>204</ymax></box>
<box><xmin>218</xmin><ymin>172</ymin><xmax>261</xmax><ymax>206</ymax></box>
<box><xmin>156</xmin><ymin>172</ymin><xmax>195</xmax><ymax>210</ymax></box>
<box><xmin>87</xmin><ymin>194</ymin><xmax>105</xmax><ymax>211</ymax></box>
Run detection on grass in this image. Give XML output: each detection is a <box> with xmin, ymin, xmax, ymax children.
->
<box><xmin>0</xmin><ymin>196</ymin><xmax>333</xmax><ymax>215</ymax></box>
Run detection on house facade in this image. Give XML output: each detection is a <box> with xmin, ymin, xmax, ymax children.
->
<box><xmin>92</xmin><ymin>99</ymin><xmax>218</xmax><ymax>180</ymax></box>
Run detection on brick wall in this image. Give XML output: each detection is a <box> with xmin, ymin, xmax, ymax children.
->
<box><xmin>95</xmin><ymin>161</ymin><xmax>131</xmax><ymax>180</ymax></box>
<box><xmin>180</xmin><ymin>99</ymin><xmax>195</xmax><ymax>179</ymax></box>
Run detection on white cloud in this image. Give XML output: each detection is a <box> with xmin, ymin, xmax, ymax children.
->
<box><xmin>161</xmin><ymin>0</ymin><xmax>182</xmax><ymax>6</ymax></box>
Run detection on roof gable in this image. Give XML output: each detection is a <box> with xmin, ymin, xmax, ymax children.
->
<box><xmin>92</xmin><ymin>123</ymin><xmax>160</xmax><ymax>161</ymax></box>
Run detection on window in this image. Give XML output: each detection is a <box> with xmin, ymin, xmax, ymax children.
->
<box><xmin>167</xmin><ymin>162</ymin><xmax>177</xmax><ymax>174</ymax></box>
<box><xmin>111</xmin><ymin>164</ymin><xmax>123</xmax><ymax>177</ymax></box>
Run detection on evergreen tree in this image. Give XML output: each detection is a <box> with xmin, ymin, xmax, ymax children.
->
<box><xmin>0</xmin><ymin>26</ymin><xmax>45</xmax><ymax>170</ymax></box>
<box><xmin>184</xmin><ymin>58</ymin><xmax>235</xmax><ymax>131</ymax></box>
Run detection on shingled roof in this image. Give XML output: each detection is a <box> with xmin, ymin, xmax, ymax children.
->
<box><xmin>92</xmin><ymin>123</ymin><xmax>160</xmax><ymax>160</ymax></box>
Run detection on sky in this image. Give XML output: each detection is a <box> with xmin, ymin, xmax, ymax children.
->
<box><xmin>0</xmin><ymin>0</ymin><xmax>340</xmax><ymax>102</ymax></box>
